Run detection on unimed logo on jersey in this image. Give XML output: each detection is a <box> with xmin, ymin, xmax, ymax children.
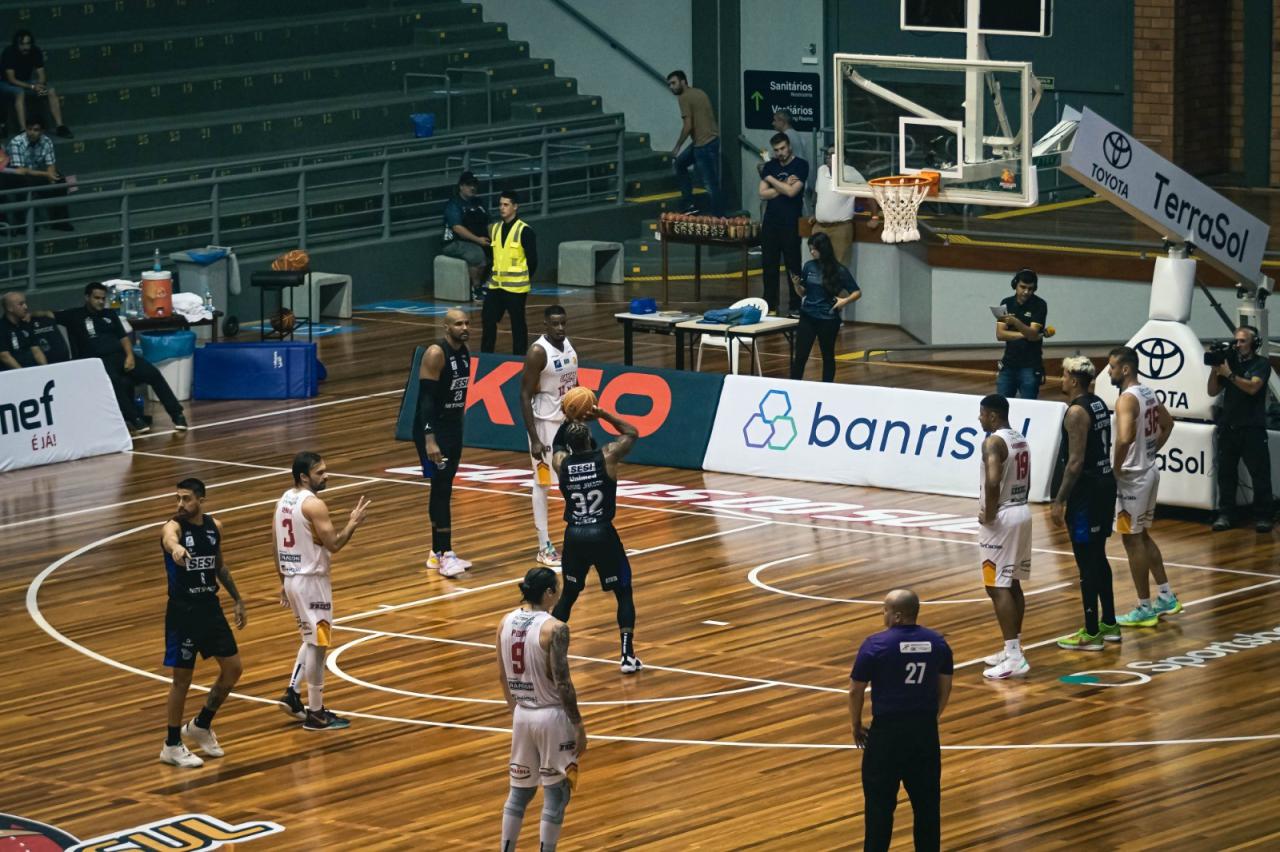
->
<box><xmin>0</xmin><ymin>812</ymin><xmax>284</xmax><ymax>852</ymax></box>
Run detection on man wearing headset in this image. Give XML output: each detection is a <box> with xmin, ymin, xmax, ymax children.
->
<box><xmin>995</xmin><ymin>268</ymin><xmax>1051</xmax><ymax>399</ymax></box>
<box><xmin>1208</xmin><ymin>325</ymin><xmax>1273</xmax><ymax>532</ymax></box>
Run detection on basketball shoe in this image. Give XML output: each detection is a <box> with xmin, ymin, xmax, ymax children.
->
<box><xmin>1099</xmin><ymin>622</ymin><xmax>1122</xmax><ymax>643</ymax></box>
<box><xmin>181</xmin><ymin>720</ymin><xmax>224</xmax><ymax>757</ymax></box>
<box><xmin>438</xmin><ymin>551</ymin><xmax>469</xmax><ymax>578</ymax></box>
<box><xmin>983</xmin><ymin>649</ymin><xmax>1006</xmax><ymax>666</ymax></box>
<box><xmin>278</xmin><ymin>687</ymin><xmax>306</xmax><ymax>720</ymax></box>
<box><xmin>303</xmin><ymin>708</ymin><xmax>350</xmax><ymax>731</ymax></box>
<box><xmin>1117</xmin><ymin>604</ymin><xmax>1158</xmax><ymax>628</ymax></box>
<box><xmin>536</xmin><ymin>544</ymin><xmax>561</xmax><ymax>567</ymax></box>
<box><xmin>159</xmin><ymin>742</ymin><xmax>204</xmax><ymax>768</ymax></box>
<box><xmin>1056</xmin><ymin>628</ymin><xmax>1104</xmax><ymax>651</ymax></box>
<box><xmin>982</xmin><ymin>655</ymin><xmax>1030</xmax><ymax>679</ymax></box>
<box><xmin>1152</xmin><ymin>594</ymin><xmax>1182</xmax><ymax>617</ymax></box>
<box><xmin>620</xmin><ymin>655</ymin><xmax>643</xmax><ymax>674</ymax></box>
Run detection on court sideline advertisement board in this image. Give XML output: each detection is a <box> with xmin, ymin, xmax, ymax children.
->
<box><xmin>702</xmin><ymin>376</ymin><xmax>1066</xmax><ymax>500</ymax></box>
<box><xmin>0</xmin><ymin>360</ymin><xmax>132</xmax><ymax>472</ymax></box>
<box><xmin>396</xmin><ymin>353</ymin><xmax>724</xmax><ymax>471</ymax></box>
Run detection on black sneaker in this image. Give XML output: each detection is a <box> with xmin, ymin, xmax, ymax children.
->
<box><xmin>129</xmin><ymin>417</ymin><xmax>151</xmax><ymax>434</ymax></box>
<box><xmin>1211</xmin><ymin>514</ymin><xmax>1233</xmax><ymax>532</ymax></box>
<box><xmin>278</xmin><ymin>687</ymin><xmax>306</xmax><ymax>721</ymax></box>
<box><xmin>1256</xmin><ymin>518</ymin><xmax>1274</xmax><ymax>533</ymax></box>
<box><xmin>303</xmin><ymin>708</ymin><xmax>350</xmax><ymax>731</ymax></box>
<box><xmin>172</xmin><ymin>414</ymin><xmax>189</xmax><ymax>432</ymax></box>
<box><xmin>620</xmin><ymin>654</ymin><xmax>643</xmax><ymax>674</ymax></box>
<box><xmin>55</xmin><ymin>125</ymin><xmax>74</xmax><ymax>139</ymax></box>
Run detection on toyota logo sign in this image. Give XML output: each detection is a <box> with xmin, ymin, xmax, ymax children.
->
<box><xmin>1134</xmin><ymin>338</ymin><xmax>1185</xmax><ymax>380</ymax></box>
<box><xmin>1103</xmin><ymin>131</ymin><xmax>1133</xmax><ymax>169</ymax></box>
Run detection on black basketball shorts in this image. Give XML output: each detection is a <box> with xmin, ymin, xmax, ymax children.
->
<box><xmin>163</xmin><ymin>599</ymin><xmax>238</xmax><ymax>669</ymax></box>
<box><xmin>561</xmin><ymin>525</ymin><xmax>632</xmax><ymax>591</ymax></box>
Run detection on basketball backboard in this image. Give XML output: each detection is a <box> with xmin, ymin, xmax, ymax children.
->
<box><xmin>833</xmin><ymin>53</ymin><xmax>1040</xmax><ymax>207</ymax></box>
<box><xmin>902</xmin><ymin>0</ymin><xmax>1054</xmax><ymax>38</ymax></box>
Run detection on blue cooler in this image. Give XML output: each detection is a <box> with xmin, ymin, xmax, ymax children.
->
<box><xmin>138</xmin><ymin>330</ymin><xmax>196</xmax><ymax>401</ymax></box>
<box><xmin>194</xmin><ymin>342</ymin><xmax>320</xmax><ymax>399</ymax></box>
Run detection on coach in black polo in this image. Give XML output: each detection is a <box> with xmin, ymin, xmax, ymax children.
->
<box><xmin>849</xmin><ymin>589</ymin><xmax>953</xmax><ymax>852</ymax></box>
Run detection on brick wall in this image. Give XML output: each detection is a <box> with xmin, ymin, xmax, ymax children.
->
<box><xmin>1227</xmin><ymin>0</ymin><xmax>1245</xmax><ymax>173</ymax></box>
<box><xmin>1272</xmin><ymin>0</ymin><xmax>1280</xmax><ymax>184</ymax></box>
<box><xmin>1132</xmin><ymin>0</ymin><xmax>1177</xmax><ymax>158</ymax></box>
<box><xmin>1174</xmin><ymin>0</ymin><xmax>1230</xmax><ymax>173</ymax></box>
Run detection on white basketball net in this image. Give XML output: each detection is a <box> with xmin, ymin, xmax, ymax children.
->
<box><xmin>869</xmin><ymin>177</ymin><xmax>932</xmax><ymax>243</ymax></box>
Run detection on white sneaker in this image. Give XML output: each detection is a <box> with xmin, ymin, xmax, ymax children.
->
<box><xmin>620</xmin><ymin>654</ymin><xmax>643</xmax><ymax>674</ymax></box>
<box><xmin>982</xmin><ymin>655</ymin><xmax>1030</xmax><ymax>680</ymax></box>
<box><xmin>983</xmin><ymin>649</ymin><xmax>1007</xmax><ymax>667</ymax></box>
<box><xmin>443</xmin><ymin>550</ymin><xmax>472</xmax><ymax>570</ymax></box>
<box><xmin>535</xmin><ymin>545</ymin><xmax>561</xmax><ymax>568</ymax></box>
<box><xmin>181</xmin><ymin>720</ymin><xmax>224</xmax><ymax>757</ymax></box>
<box><xmin>437</xmin><ymin>552</ymin><xmax>468</xmax><ymax>578</ymax></box>
<box><xmin>159</xmin><ymin>742</ymin><xmax>204</xmax><ymax>768</ymax></box>
<box><xmin>426</xmin><ymin>551</ymin><xmax>441</xmax><ymax>571</ymax></box>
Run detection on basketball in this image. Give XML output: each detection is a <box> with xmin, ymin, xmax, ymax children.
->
<box><xmin>271</xmin><ymin>308</ymin><xmax>296</xmax><ymax>335</ymax></box>
<box><xmin>561</xmin><ymin>386</ymin><xmax>596</xmax><ymax>420</ymax></box>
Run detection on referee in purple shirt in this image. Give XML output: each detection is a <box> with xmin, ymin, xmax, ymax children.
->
<box><xmin>849</xmin><ymin>589</ymin><xmax>953</xmax><ymax>852</ymax></box>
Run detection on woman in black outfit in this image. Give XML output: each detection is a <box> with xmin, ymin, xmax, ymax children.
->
<box><xmin>789</xmin><ymin>231</ymin><xmax>860</xmax><ymax>382</ymax></box>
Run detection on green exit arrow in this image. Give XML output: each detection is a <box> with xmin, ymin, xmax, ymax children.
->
<box><xmin>750</xmin><ymin>90</ymin><xmax>763</xmax><ymax>110</ymax></box>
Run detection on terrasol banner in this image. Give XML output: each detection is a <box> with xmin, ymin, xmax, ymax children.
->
<box><xmin>0</xmin><ymin>360</ymin><xmax>132</xmax><ymax>472</ymax></box>
<box><xmin>703</xmin><ymin>375</ymin><xmax>1066</xmax><ymax>501</ymax></box>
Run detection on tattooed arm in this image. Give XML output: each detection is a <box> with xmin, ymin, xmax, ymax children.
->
<box><xmin>212</xmin><ymin>518</ymin><xmax>246</xmax><ymax>629</ymax></box>
<box><xmin>548</xmin><ymin>619</ymin><xmax>587</xmax><ymax>756</ymax></box>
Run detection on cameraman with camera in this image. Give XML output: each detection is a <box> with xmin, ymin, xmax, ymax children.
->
<box><xmin>1207</xmin><ymin>325</ymin><xmax>1273</xmax><ymax>532</ymax></box>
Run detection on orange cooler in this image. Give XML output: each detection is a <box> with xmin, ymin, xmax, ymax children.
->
<box><xmin>141</xmin><ymin>270</ymin><xmax>173</xmax><ymax>317</ymax></box>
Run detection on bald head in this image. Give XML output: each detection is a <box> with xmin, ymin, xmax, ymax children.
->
<box><xmin>3</xmin><ymin>290</ymin><xmax>27</xmax><ymax>321</ymax></box>
<box><xmin>884</xmin><ymin>589</ymin><xmax>920</xmax><ymax>624</ymax></box>
<box><xmin>442</xmin><ymin>307</ymin><xmax>470</xmax><ymax>345</ymax></box>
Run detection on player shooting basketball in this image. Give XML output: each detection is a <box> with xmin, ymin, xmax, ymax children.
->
<box><xmin>550</xmin><ymin>389</ymin><xmax>642</xmax><ymax>673</ymax></box>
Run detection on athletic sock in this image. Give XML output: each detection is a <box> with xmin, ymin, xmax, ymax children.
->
<box><xmin>621</xmin><ymin>631</ymin><xmax>634</xmax><ymax>658</ymax></box>
<box><xmin>288</xmin><ymin>643</ymin><xmax>308</xmax><ymax>691</ymax></box>
<box><xmin>194</xmin><ymin>706</ymin><xmax>215</xmax><ymax>729</ymax></box>
<box><xmin>166</xmin><ymin>726</ymin><xmax>181</xmax><ymax>746</ymax></box>
<box><xmin>1138</xmin><ymin>597</ymin><xmax>1152</xmax><ymax>610</ymax></box>
<box><xmin>540</xmin><ymin>822</ymin><xmax>562</xmax><ymax>852</ymax></box>
<box><xmin>1004</xmin><ymin>638</ymin><xmax>1021</xmax><ymax>658</ymax></box>
<box><xmin>532</xmin><ymin>483</ymin><xmax>550</xmax><ymax>548</ymax></box>
<box><xmin>438</xmin><ymin>528</ymin><xmax>452</xmax><ymax>553</ymax></box>
<box><xmin>1157</xmin><ymin>583</ymin><xmax>1174</xmax><ymax>599</ymax></box>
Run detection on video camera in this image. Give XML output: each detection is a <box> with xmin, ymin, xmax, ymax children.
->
<box><xmin>1203</xmin><ymin>340</ymin><xmax>1236</xmax><ymax>367</ymax></box>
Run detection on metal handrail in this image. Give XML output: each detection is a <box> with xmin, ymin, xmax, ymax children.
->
<box><xmin>544</xmin><ymin>0</ymin><xmax>669</xmax><ymax>86</ymax></box>
<box><xmin>6</xmin><ymin>122</ymin><xmax>632</xmax><ymax>289</ymax></box>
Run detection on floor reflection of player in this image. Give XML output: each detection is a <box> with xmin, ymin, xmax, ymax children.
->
<box><xmin>550</xmin><ymin>410</ymin><xmax>643</xmax><ymax>673</ymax></box>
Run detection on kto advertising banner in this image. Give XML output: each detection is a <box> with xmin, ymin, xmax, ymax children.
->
<box><xmin>0</xmin><ymin>360</ymin><xmax>132</xmax><ymax>472</ymax></box>
<box><xmin>702</xmin><ymin>376</ymin><xmax>1066</xmax><ymax>501</ymax></box>
<box><xmin>398</xmin><ymin>353</ymin><xmax>724</xmax><ymax>471</ymax></box>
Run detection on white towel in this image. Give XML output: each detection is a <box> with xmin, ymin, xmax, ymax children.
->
<box><xmin>171</xmin><ymin>291</ymin><xmax>210</xmax><ymax>322</ymax></box>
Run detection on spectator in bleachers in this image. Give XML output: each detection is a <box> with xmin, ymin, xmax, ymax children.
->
<box><xmin>1</xmin><ymin>30</ymin><xmax>71</xmax><ymax>138</ymax></box>
<box><xmin>0</xmin><ymin>289</ymin><xmax>47</xmax><ymax>369</ymax></box>
<box><xmin>3</xmin><ymin>118</ymin><xmax>72</xmax><ymax>230</ymax></box>
<box><xmin>666</xmin><ymin>70</ymin><xmax>723</xmax><ymax>217</ymax></box>
<box><xmin>441</xmin><ymin>170</ymin><xmax>491</xmax><ymax>301</ymax></box>
<box><xmin>55</xmin><ymin>282</ymin><xmax>188</xmax><ymax>433</ymax></box>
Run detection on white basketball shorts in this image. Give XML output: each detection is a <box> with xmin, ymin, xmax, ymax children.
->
<box><xmin>283</xmin><ymin>573</ymin><xmax>333</xmax><ymax>647</ymax></box>
<box><xmin>978</xmin><ymin>503</ymin><xmax>1032</xmax><ymax>588</ymax></box>
<box><xmin>509</xmin><ymin>704</ymin><xmax>579</xmax><ymax>789</ymax></box>
<box><xmin>1115</xmin><ymin>466</ymin><xmax>1160</xmax><ymax>535</ymax></box>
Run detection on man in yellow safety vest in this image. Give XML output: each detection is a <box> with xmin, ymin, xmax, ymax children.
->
<box><xmin>483</xmin><ymin>189</ymin><xmax>539</xmax><ymax>354</ymax></box>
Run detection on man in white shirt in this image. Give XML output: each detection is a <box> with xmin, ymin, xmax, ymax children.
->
<box><xmin>810</xmin><ymin>146</ymin><xmax>858</xmax><ymax>267</ymax></box>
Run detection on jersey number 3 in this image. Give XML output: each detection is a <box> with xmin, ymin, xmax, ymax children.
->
<box><xmin>280</xmin><ymin>518</ymin><xmax>296</xmax><ymax>548</ymax></box>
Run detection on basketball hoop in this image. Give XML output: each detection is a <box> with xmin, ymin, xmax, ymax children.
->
<box><xmin>868</xmin><ymin>173</ymin><xmax>938</xmax><ymax>243</ymax></box>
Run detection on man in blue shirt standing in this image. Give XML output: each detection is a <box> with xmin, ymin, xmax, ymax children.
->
<box><xmin>849</xmin><ymin>589</ymin><xmax>953</xmax><ymax>852</ymax></box>
<box><xmin>758</xmin><ymin>133</ymin><xmax>808</xmax><ymax>316</ymax></box>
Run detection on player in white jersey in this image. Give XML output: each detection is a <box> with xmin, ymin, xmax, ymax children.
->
<box><xmin>497</xmin><ymin>567</ymin><xmax>584</xmax><ymax>852</ymax></box>
<box><xmin>520</xmin><ymin>305</ymin><xmax>578</xmax><ymax>567</ymax></box>
<box><xmin>1107</xmin><ymin>346</ymin><xmax>1180</xmax><ymax>628</ymax></box>
<box><xmin>977</xmin><ymin>395</ymin><xmax>1033</xmax><ymax>679</ymax></box>
<box><xmin>273</xmin><ymin>451</ymin><xmax>371</xmax><ymax>731</ymax></box>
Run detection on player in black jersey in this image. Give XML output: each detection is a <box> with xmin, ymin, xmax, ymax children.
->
<box><xmin>415</xmin><ymin>307</ymin><xmax>472</xmax><ymax>578</ymax></box>
<box><xmin>159</xmin><ymin>478</ymin><xmax>246</xmax><ymax>768</ymax></box>
<box><xmin>550</xmin><ymin>408</ymin><xmax>641</xmax><ymax>673</ymax></box>
<box><xmin>1050</xmin><ymin>356</ymin><xmax>1119</xmax><ymax>651</ymax></box>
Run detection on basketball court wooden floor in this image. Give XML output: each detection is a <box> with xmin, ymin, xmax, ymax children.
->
<box><xmin>3</xmin><ymin>289</ymin><xmax>1280</xmax><ymax>851</ymax></box>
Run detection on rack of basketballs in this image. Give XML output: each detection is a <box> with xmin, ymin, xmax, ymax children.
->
<box><xmin>659</xmin><ymin>213</ymin><xmax>760</xmax><ymax>242</ymax></box>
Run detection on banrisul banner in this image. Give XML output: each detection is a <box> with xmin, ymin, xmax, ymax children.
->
<box><xmin>703</xmin><ymin>376</ymin><xmax>1066</xmax><ymax>500</ymax></box>
<box><xmin>411</xmin><ymin>354</ymin><xmax>723</xmax><ymax>470</ymax></box>
<box><xmin>0</xmin><ymin>360</ymin><xmax>132</xmax><ymax>472</ymax></box>
<box><xmin>1062</xmin><ymin>107</ymin><xmax>1268</xmax><ymax>282</ymax></box>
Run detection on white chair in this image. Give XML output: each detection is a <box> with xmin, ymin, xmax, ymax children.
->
<box><xmin>695</xmin><ymin>296</ymin><xmax>769</xmax><ymax>375</ymax></box>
